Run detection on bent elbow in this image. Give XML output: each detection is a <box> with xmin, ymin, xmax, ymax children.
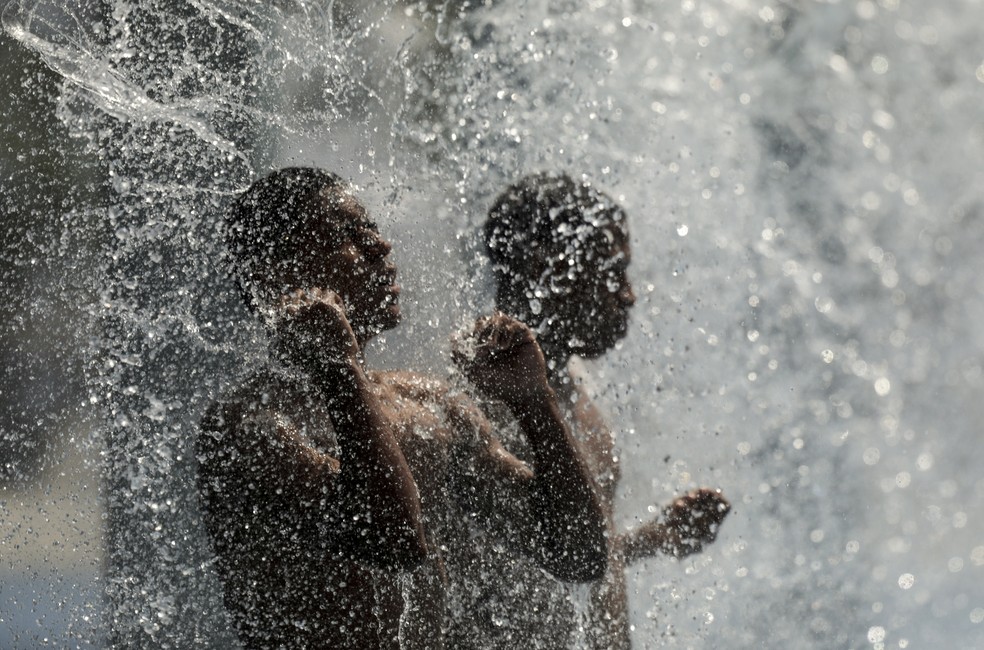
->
<box><xmin>390</xmin><ymin>528</ymin><xmax>428</xmax><ymax>570</ymax></box>
<box><xmin>349</xmin><ymin>523</ymin><xmax>427</xmax><ymax>571</ymax></box>
<box><xmin>542</xmin><ymin>551</ymin><xmax>607</xmax><ymax>583</ymax></box>
<box><xmin>539</xmin><ymin>533</ymin><xmax>609</xmax><ymax>583</ymax></box>
<box><xmin>563</xmin><ymin>546</ymin><xmax>608</xmax><ymax>582</ymax></box>
<box><xmin>569</xmin><ymin>517</ymin><xmax>610</xmax><ymax>582</ymax></box>
<box><xmin>578</xmin><ymin>549</ymin><xmax>609</xmax><ymax>582</ymax></box>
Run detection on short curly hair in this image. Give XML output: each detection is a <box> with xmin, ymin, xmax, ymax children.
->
<box><xmin>225</xmin><ymin>167</ymin><xmax>345</xmax><ymax>309</ymax></box>
<box><xmin>485</xmin><ymin>172</ymin><xmax>626</xmax><ymax>288</ymax></box>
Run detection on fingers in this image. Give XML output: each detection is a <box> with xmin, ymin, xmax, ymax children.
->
<box><xmin>667</xmin><ymin>489</ymin><xmax>730</xmax><ymax>528</ymax></box>
<box><xmin>468</xmin><ymin>312</ymin><xmax>537</xmax><ymax>359</ymax></box>
<box><xmin>268</xmin><ymin>287</ymin><xmax>360</xmax><ymax>370</ymax></box>
<box><xmin>449</xmin><ymin>314</ymin><xmax>550</xmax><ymax>406</ymax></box>
<box><xmin>276</xmin><ymin>287</ymin><xmax>346</xmax><ymax>315</ymax></box>
<box><xmin>660</xmin><ymin>488</ymin><xmax>730</xmax><ymax>557</ymax></box>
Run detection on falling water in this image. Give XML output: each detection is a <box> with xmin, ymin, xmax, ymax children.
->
<box><xmin>2</xmin><ymin>0</ymin><xmax>983</xmax><ymax>648</ymax></box>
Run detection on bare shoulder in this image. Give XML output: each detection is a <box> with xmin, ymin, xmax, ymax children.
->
<box><xmin>370</xmin><ymin>369</ymin><xmax>451</xmax><ymax>402</ymax></box>
<box><xmin>369</xmin><ymin>369</ymin><xmax>493</xmax><ymax>444</ymax></box>
<box><xmin>199</xmin><ymin>370</ymin><xmax>313</xmax><ymax>446</ymax></box>
<box><xmin>203</xmin><ymin>371</ymin><xmax>285</xmax><ymax>420</ymax></box>
<box><xmin>198</xmin><ymin>369</ymin><xmax>341</xmax><ymax>477</ymax></box>
<box><xmin>564</xmin><ymin>361</ymin><xmax>608</xmax><ymax>434</ymax></box>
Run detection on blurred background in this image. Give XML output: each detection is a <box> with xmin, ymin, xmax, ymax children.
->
<box><xmin>1</xmin><ymin>25</ymin><xmax>104</xmax><ymax>648</ymax></box>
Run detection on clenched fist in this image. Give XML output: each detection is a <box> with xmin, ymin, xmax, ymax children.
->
<box><xmin>271</xmin><ymin>288</ymin><xmax>361</xmax><ymax>376</ymax></box>
<box><xmin>451</xmin><ymin>312</ymin><xmax>552</xmax><ymax>407</ymax></box>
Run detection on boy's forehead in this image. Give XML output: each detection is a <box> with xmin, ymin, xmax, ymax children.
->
<box><xmin>311</xmin><ymin>189</ymin><xmax>376</xmax><ymax>232</ymax></box>
<box><xmin>321</xmin><ymin>189</ymin><xmax>364</xmax><ymax>218</ymax></box>
<box><xmin>576</xmin><ymin>218</ymin><xmax>629</xmax><ymax>247</ymax></box>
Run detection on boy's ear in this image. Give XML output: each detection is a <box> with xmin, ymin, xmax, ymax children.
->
<box><xmin>527</xmin><ymin>241</ymin><xmax>555</xmax><ymax>274</ymax></box>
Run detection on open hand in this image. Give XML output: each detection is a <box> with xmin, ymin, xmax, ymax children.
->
<box><xmin>620</xmin><ymin>488</ymin><xmax>731</xmax><ymax>562</ymax></box>
<box><xmin>450</xmin><ymin>312</ymin><xmax>551</xmax><ymax>406</ymax></box>
<box><xmin>660</xmin><ymin>488</ymin><xmax>730</xmax><ymax>557</ymax></box>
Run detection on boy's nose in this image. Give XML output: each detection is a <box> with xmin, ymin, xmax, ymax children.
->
<box><xmin>619</xmin><ymin>284</ymin><xmax>636</xmax><ymax>307</ymax></box>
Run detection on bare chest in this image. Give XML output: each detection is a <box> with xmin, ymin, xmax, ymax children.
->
<box><xmin>375</xmin><ymin>390</ymin><xmax>455</xmax><ymax>495</ymax></box>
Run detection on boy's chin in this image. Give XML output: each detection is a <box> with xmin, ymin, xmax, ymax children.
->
<box><xmin>573</xmin><ymin>342</ymin><xmax>616</xmax><ymax>359</ymax></box>
<box><xmin>570</xmin><ymin>329</ymin><xmax>625</xmax><ymax>359</ymax></box>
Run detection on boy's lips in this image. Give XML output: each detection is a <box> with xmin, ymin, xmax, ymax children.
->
<box><xmin>383</xmin><ymin>282</ymin><xmax>401</xmax><ymax>306</ymax></box>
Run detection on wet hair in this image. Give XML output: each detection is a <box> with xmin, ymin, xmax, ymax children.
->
<box><xmin>485</xmin><ymin>172</ymin><xmax>627</xmax><ymax>291</ymax></box>
<box><xmin>225</xmin><ymin>167</ymin><xmax>345</xmax><ymax>309</ymax></box>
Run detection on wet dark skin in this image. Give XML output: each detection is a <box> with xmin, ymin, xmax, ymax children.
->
<box><xmin>197</xmin><ymin>185</ymin><xmax>606</xmax><ymax>649</ymax></box>
<box><xmin>483</xmin><ymin>203</ymin><xmax>731</xmax><ymax>649</ymax></box>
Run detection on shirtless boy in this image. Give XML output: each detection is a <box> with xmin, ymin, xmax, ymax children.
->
<box><xmin>448</xmin><ymin>172</ymin><xmax>731</xmax><ymax>649</ymax></box>
<box><xmin>196</xmin><ymin>167</ymin><xmax>607</xmax><ymax>649</ymax></box>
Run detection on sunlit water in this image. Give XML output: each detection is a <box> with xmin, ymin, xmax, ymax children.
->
<box><xmin>3</xmin><ymin>0</ymin><xmax>984</xmax><ymax>647</ymax></box>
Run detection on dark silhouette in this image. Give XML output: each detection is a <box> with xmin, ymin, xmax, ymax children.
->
<box><xmin>447</xmin><ymin>172</ymin><xmax>731</xmax><ymax>649</ymax></box>
<box><xmin>196</xmin><ymin>168</ymin><xmax>607</xmax><ymax>649</ymax></box>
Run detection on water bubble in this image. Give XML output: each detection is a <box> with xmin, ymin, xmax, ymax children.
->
<box><xmin>916</xmin><ymin>453</ymin><xmax>934</xmax><ymax>471</ymax></box>
<box><xmin>863</xmin><ymin>447</ymin><xmax>881</xmax><ymax>466</ymax></box>
<box><xmin>871</xmin><ymin>55</ymin><xmax>889</xmax><ymax>74</ymax></box>
<box><xmin>867</xmin><ymin>626</ymin><xmax>886</xmax><ymax>643</ymax></box>
<box><xmin>897</xmin><ymin>573</ymin><xmax>914</xmax><ymax>589</ymax></box>
<box><xmin>857</xmin><ymin>2</ymin><xmax>878</xmax><ymax>20</ymax></box>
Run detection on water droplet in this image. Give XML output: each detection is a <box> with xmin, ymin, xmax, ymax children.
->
<box><xmin>874</xmin><ymin>377</ymin><xmax>891</xmax><ymax>396</ymax></box>
<box><xmin>863</xmin><ymin>447</ymin><xmax>881</xmax><ymax>466</ymax></box>
<box><xmin>867</xmin><ymin>626</ymin><xmax>886</xmax><ymax>643</ymax></box>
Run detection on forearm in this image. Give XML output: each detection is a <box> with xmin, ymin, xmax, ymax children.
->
<box><xmin>312</xmin><ymin>361</ymin><xmax>426</xmax><ymax>567</ymax></box>
<box><xmin>619</xmin><ymin>520</ymin><xmax>681</xmax><ymax>564</ymax></box>
<box><xmin>508</xmin><ymin>388</ymin><xmax>608</xmax><ymax>581</ymax></box>
<box><xmin>587</xmin><ymin>554</ymin><xmax>632</xmax><ymax>650</ymax></box>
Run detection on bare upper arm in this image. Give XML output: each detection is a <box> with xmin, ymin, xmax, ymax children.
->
<box><xmin>198</xmin><ymin>394</ymin><xmax>342</xmax><ymax>513</ymax></box>
<box><xmin>442</xmin><ymin>390</ymin><xmax>533</xmax><ymax>485</ymax></box>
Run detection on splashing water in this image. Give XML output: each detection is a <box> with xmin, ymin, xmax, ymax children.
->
<box><xmin>3</xmin><ymin>0</ymin><xmax>984</xmax><ymax>648</ymax></box>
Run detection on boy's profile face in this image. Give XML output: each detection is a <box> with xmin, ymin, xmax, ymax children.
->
<box><xmin>552</xmin><ymin>219</ymin><xmax>635</xmax><ymax>357</ymax></box>
<box><xmin>284</xmin><ymin>189</ymin><xmax>401</xmax><ymax>338</ymax></box>
<box><xmin>518</xmin><ymin>216</ymin><xmax>635</xmax><ymax>359</ymax></box>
